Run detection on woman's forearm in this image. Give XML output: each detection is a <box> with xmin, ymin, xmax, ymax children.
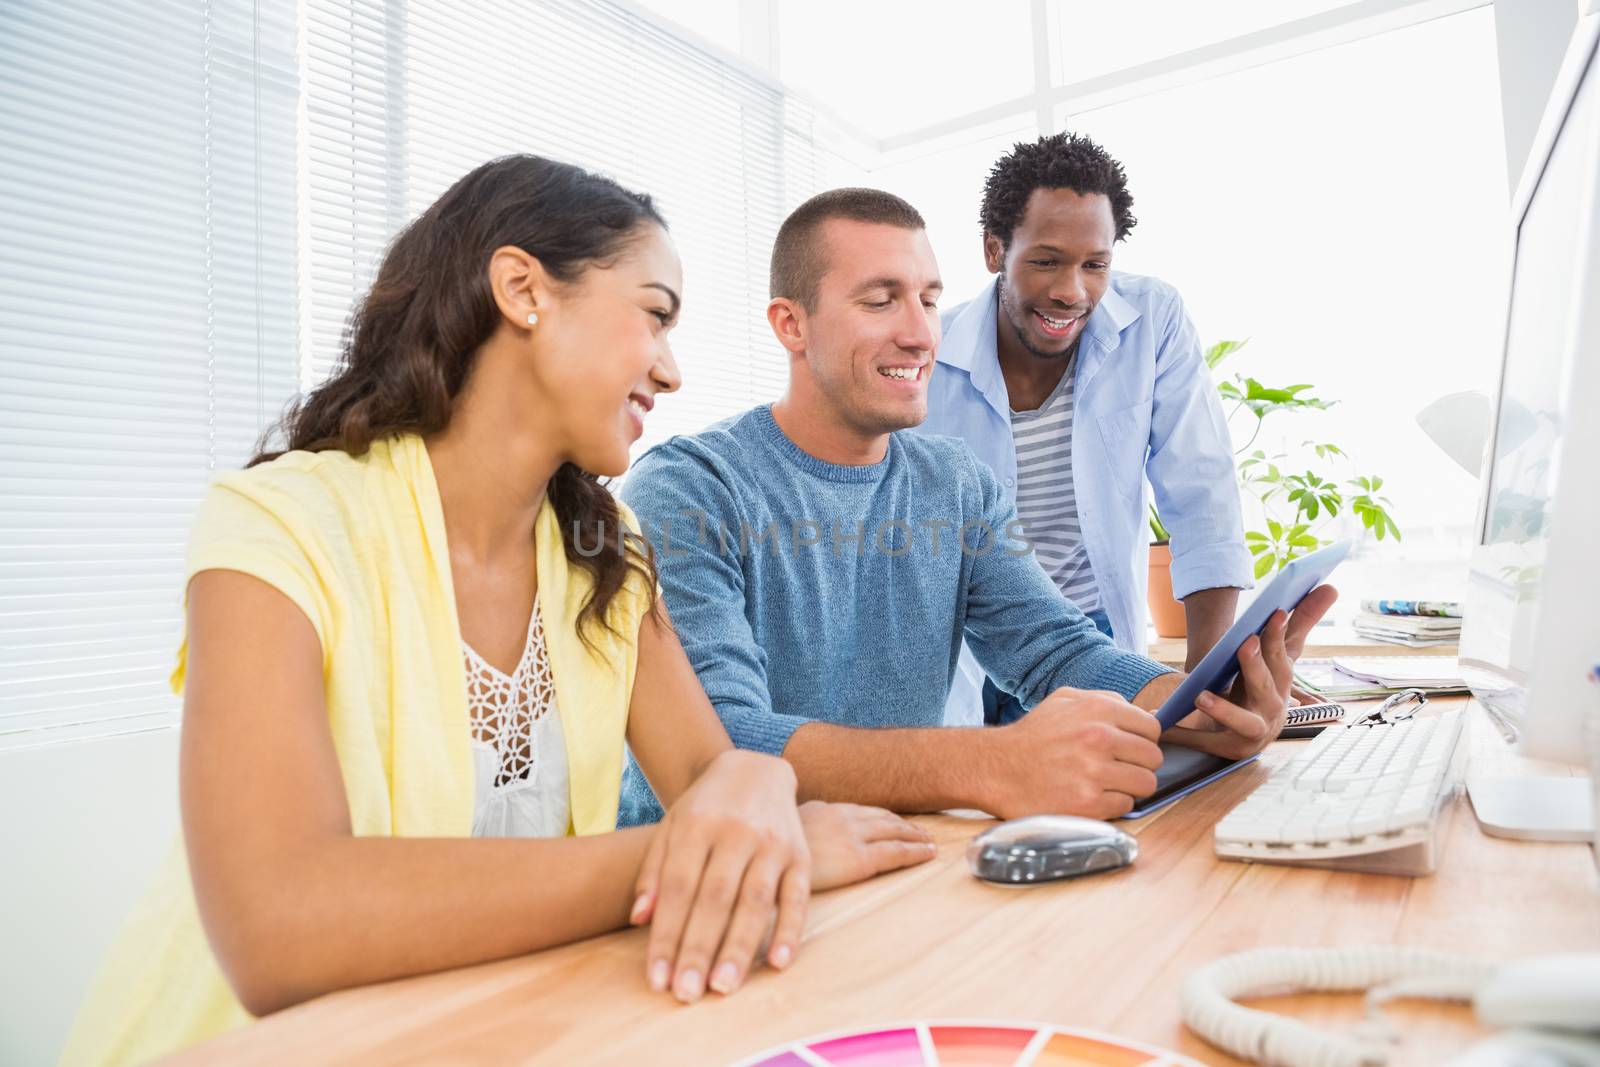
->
<box><xmin>202</xmin><ymin>827</ymin><xmax>655</xmax><ymax>1016</ymax></box>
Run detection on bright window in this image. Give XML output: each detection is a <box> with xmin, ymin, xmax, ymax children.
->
<box><xmin>1068</xmin><ymin>8</ymin><xmax>1508</xmax><ymax>600</ymax></box>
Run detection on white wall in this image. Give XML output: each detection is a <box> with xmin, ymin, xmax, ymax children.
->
<box><xmin>0</xmin><ymin>731</ymin><xmax>181</xmax><ymax>1065</ymax></box>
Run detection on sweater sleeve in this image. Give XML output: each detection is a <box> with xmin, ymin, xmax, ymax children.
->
<box><xmin>620</xmin><ymin>443</ymin><xmax>811</xmax><ymax>757</ymax></box>
<box><xmin>956</xmin><ymin>450</ymin><xmax>1174</xmax><ymax>708</ymax></box>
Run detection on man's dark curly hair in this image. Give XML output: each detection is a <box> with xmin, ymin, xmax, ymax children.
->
<box><xmin>980</xmin><ymin>131</ymin><xmax>1137</xmax><ymax>248</ymax></box>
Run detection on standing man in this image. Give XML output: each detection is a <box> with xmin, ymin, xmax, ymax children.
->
<box><xmin>922</xmin><ymin>132</ymin><xmax>1250</xmax><ymax>725</ymax></box>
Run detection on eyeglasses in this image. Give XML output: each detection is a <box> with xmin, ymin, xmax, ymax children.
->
<box><xmin>1357</xmin><ymin>688</ymin><xmax>1428</xmax><ymax>726</ymax></box>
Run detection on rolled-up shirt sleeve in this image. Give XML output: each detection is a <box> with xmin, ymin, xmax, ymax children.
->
<box><xmin>1145</xmin><ymin>289</ymin><xmax>1253</xmax><ymax>600</ymax></box>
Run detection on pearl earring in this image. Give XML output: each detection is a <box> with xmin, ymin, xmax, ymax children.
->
<box><xmin>526</xmin><ymin>311</ymin><xmax>539</xmax><ymax>327</ymax></box>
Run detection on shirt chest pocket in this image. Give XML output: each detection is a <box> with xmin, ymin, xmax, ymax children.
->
<box><xmin>1096</xmin><ymin>401</ymin><xmax>1152</xmax><ymax>503</ymax></box>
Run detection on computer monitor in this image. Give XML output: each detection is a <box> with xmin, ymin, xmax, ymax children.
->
<box><xmin>1458</xmin><ymin>8</ymin><xmax>1600</xmax><ymax>841</ymax></box>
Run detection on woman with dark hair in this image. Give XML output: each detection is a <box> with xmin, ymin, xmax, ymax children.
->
<box><xmin>62</xmin><ymin>155</ymin><xmax>935</xmax><ymax>1066</ymax></box>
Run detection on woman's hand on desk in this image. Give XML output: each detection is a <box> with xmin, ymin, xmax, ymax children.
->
<box><xmin>799</xmin><ymin>800</ymin><xmax>936</xmax><ymax>891</ymax></box>
<box><xmin>630</xmin><ymin>749</ymin><xmax>809</xmax><ymax>1004</ymax></box>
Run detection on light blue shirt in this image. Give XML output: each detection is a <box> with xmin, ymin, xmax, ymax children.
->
<box><xmin>919</xmin><ymin>271</ymin><xmax>1251</xmax><ymax>665</ymax></box>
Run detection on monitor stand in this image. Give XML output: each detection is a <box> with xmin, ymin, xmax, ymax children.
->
<box><xmin>1467</xmin><ymin>776</ymin><xmax>1595</xmax><ymax>842</ymax></box>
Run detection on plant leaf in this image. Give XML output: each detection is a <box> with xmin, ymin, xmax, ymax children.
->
<box><xmin>1205</xmin><ymin>339</ymin><xmax>1249</xmax><ymax>369</ymax></box>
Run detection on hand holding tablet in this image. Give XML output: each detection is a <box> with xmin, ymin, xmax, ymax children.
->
<box><xmin>1118</xmin><ymin>542</ymin><xmax>1346</xmax><ymax>817</ymax></box>
<box><xmin>984</xmin><ymin>544</ymin><xmax>1343</xmax><ymax>822</ymax></box>
<box><xmin>1154</xmin><ymin>540</ymin><xmax>1349</xmax><ymax>733</ymax></box>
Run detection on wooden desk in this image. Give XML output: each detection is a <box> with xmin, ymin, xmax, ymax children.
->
<box><xmin>164</xmin><ymin>702</ymin><xmax>1597</xmax><ymax>1067</ymax></box>
<box><xmin>1147</xmin><ymin>624</ymin><xmax>1458</xmax><ymax>668</ymax></box>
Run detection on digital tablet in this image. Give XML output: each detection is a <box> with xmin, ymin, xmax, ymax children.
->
<box><xmin>1153</xmin><ymin>539</ymin><xmax>1352</xmax><ymax>730</ymax></box>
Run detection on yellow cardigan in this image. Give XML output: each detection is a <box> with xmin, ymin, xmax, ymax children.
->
<box><xmin>61</xmin><ymin>434</ymin><xmax>651</xmax><ymax>1067</ymax></box>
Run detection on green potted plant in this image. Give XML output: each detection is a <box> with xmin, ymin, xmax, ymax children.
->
<box><xmin>1147</xmin><ymin>339</ymin><xmax>1402</xmax><ymax>635</ymax></box>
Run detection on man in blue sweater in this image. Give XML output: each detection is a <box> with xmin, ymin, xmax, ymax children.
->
<box><xmin>618</xmin><ymin>189</ymin><xmax>1334</xmax><ymax>826</ymax></box>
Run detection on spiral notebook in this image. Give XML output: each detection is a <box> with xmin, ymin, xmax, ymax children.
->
<box><xmin>1286</xmin><ymin>701</ymin><xmax>1347</xmax><ymax>726</ymax></box>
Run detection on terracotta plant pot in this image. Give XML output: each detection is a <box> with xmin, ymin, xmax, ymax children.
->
<box><xmin>1147</xmin><ymin>542</ymin><xmax>1187</xmax><ymax>638</ymax></box>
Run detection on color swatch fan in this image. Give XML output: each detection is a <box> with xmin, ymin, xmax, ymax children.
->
<box><xmin>728</xmin><ymin>1022</ymin><xmax>1206</xmax><ymax>1067</ymax></box>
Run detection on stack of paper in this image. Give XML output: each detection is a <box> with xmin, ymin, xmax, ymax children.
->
<box><xmin>1294</xmin><ymin>656</ymin><xmax>1470</xmax><ymax>698</ymax></box>
<box><xmin>1293</xmin><ymin>658</ymin><xmax>1397</xmax><ymax>699</ymax></box>
<box><xmin>1352</xmin><ymin>598</ymin><xmax>1463</xmax><ymax>647</ymax></box>
<box><xmin>1352</xmin><ymin>611</ymin><xmax>1462</xmax><ymax>647</ymax></box>
<box><xmin>1360</xmin><ymin>599</ymin><xmax>1462</xmax><ymax>618</ymax></box>
<box><xmin>1329</xmin><ymin>655</ymin><xmax>1469</xmax><ymax>692</ymax></box>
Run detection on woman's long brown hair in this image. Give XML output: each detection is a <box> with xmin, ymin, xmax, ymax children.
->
<box><xmin>251</xmin><ymin>154</ymin><xmax>663</xmax><ymax>646</ymax></box>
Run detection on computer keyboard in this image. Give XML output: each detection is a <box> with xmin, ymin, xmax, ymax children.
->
<box><xmin>1214</xmin><ymin>708</ymin><xmax>1467</xmax><ymax>876</ymax></box>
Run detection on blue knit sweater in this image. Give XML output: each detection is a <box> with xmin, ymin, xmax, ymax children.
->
<box><xmin>616</xmin><ymin>405</ymin><xmax>1173</xmax><ymax>824</ymax></box>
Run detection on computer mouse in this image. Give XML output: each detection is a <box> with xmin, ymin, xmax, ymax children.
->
<box><xmin>966</xmin><ymin>815</ymin><xmax>1137</xmax><ymax>885</ymax></box>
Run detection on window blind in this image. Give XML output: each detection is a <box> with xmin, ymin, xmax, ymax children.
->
<box><xmin>2</xmin><ymin>0</ymin><xmax>858</xmax><ymax>749</ymax></box>
<box><xmin>0</xmin><ymin>0</ymin><xmax>299</xmax><ymax>750</ymax></box>
<box><xmin>301</xmin><ymin>0</ymin><xmax>862</xmax><ymax>452</ymax></box>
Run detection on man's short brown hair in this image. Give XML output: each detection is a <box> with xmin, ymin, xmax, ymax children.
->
<box><xmin>770</xmin><ymin>188</ymin><xmax>926</xmax><ymax>310</ymax></box>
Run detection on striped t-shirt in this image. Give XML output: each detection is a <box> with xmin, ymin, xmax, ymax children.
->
<box><xmin>1010</xmin><ymin>358</ymin><xmax>1100</xmax><ymax>613</ymax></box>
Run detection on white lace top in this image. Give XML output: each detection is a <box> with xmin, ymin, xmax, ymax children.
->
<box><xmin>462</xmin><ymin>597</ymin><xmax>571</xmax><ymax>838</ymax></box>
